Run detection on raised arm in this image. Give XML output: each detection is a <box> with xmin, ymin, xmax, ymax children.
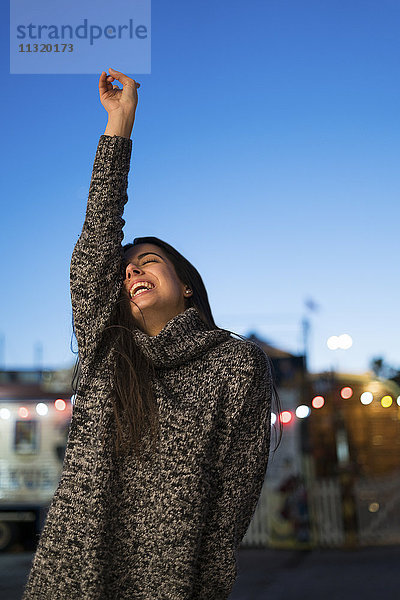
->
<box><xmin>70</xmin><ymin>68</ymin><xmax>140</xmax><ymax>365</ymax></box>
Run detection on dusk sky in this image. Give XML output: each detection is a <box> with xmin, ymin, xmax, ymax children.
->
<box><xmin>1</xmin><ymin>0</ymin><xmax>399</xmax><ymax>375</ymax></box>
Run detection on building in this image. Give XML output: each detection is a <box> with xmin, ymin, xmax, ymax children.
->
<box><xmin>307</xmin><ymin>370</ymin><xmax>400</xmax><ymax>478</ymax></box>
<box><xmin>0</xmin><ymin>369</ymin><xmax>73</xmax><ymax>551</ymax></box>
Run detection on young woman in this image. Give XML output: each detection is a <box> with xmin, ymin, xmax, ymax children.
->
<box><xmin>22</xmin><ymin>68</ymin><xmax>282</xmax><ymax>600</ymax></box>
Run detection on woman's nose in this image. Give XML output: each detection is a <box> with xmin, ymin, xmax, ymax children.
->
<box><xmin>125</xmin><ymin>263</ymin><xmax>143</xmax><ymax>279</ymax></box>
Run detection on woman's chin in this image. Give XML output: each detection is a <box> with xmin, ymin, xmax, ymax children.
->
<box><xmin>130</xmin><ymin>289</ymin><xmax>156</xmax><ymax>304</ymax></box>
<box><xmin>129</xmin><ymin>295</ymin><xmax>159</xmax><ymax>317</ymax></box>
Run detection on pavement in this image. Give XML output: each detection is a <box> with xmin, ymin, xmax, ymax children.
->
<box><xmin>230</xmin><ymin>544</ymin><xmax>400</xmax><ymax>599</ymax></box>
<box><xmin>1</xmin><ymin>544</ymin><xmax>399</xmax><ymax>599</ymax></box>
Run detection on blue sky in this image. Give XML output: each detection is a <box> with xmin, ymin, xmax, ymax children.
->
<box><xmin>1</xmin><ymin>0</ymin><xmax>399</xmax><ymax>375</ymax></box>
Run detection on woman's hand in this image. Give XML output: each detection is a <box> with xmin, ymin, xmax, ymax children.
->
<box><xmin>100</xmin><ymin>68</ymin><xmax>141</xmax><ymax>139</ymax></box>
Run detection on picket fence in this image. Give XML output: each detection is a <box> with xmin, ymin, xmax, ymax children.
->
<box><xmin>240</xmin><ymin>472</ymin><xmax>400</xmax><ymax>548</ymax></box>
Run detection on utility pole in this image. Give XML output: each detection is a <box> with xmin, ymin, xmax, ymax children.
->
<box><xmin>302</xmin><ymin>316</ymin><xmax>310</xmax><ymax>371</ymax></box>
<box><xmin>34</xmin><ymin>341</ymin><xmax>43</xmax><ymax>374</ymax></box>
<box><xmin>0</xmin><ymin>333</ymin><xmax>4</xmax><ymax>369</ymax></box>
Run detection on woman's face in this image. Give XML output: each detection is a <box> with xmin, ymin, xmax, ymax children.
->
<box><xmin>123</xmin><ymin>243</ymin><xmax>192</xmax><ymax>336</ymax></box>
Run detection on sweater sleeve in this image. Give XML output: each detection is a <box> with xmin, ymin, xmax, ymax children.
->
<box><xmin>70</xmin><ymin>134</ymin><xmax>133</xmax><ymax>365</ymax></box>
<box><xmin>193</xmin><ymin>343</ymin><xmax>272</xmax><ymax>599</ymax></box>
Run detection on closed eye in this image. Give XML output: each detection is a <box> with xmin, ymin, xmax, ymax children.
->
<box><xmin>142</xmin><ymin>258</ymin><xmax>158</xmax><ymax>264</ymax></box>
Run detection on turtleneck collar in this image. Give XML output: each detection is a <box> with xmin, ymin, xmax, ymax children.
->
<box><xmin>129</xmin><ymin>307</ymin><xmax>232</xmax><ymax>369</ymax></box>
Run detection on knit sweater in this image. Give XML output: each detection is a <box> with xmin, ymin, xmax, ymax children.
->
<box><xmin>21</xmin><ymin>134</ymin><xmax>273</xmax><ymax>600</ymax></box>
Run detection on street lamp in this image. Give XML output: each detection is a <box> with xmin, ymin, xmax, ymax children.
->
<box><xmin>327</xmin><ymin>334</ymin><xmax>353</xmax><ymax>350</ymax></box>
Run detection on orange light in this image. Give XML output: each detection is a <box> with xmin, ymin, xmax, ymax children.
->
<box><xmin>55</xmin><ymin>399</ymin><xmax>66</xmax><ymax>411</ymax></box>
<box><xmin>312</xmin><ymin>396</ymin><xmax>325</xmax><ymax>409</ymax></box>
<box><xmin>279</xmin><ymin>411</ymin><xmax>293</xmax><ymax>424</ymax></box>
<box><xmin>341</xmin><ymin>387</ymin><xmax>353</xmax><ymax>399</ymax></box>
<box><xmin>18</xmin><ymin>407</ymin><xmax>29</xmax><ymax>418</ymax></box>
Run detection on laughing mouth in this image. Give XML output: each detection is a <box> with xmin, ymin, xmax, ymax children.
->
<box><xmin>129</xmin><ymin>281</ymin><xmax>155</xmax><ymax>298</ymax></box>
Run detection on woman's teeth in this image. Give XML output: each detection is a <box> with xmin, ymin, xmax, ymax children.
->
<box><xmin>129</xmin><ymin>281</ymin><xmax>155</xmax><ymax>298</ymax></box>
<box><xmin>134</xmin><ymin>288</ymin><xmax>151</xmax><ymax>297</ymax></box>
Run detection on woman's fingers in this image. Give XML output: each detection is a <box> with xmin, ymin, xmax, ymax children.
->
<box><xmin>99</xmin><ymin>71</ymin><xmax>109</xmax><ymax>94</ymax></box>
<box><xmin>99</xmin><ymin>71</ymin><xmax>121</xmax><ymax>91</ymax></box>
<box><xmin>99</xmin><ymin>69</ymin><xmax>140</xmax><ymax>95</ymax></box>
<box><xmin>108</xmin><ymin>67</ymin><xmax>140</xmax><ymax>88</ymax></box>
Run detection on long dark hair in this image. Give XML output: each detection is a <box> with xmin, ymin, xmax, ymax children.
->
<box><xmin>71</xmin><ymin>236</ymin><xmax>283</xmax><ymax>461</ymax></box>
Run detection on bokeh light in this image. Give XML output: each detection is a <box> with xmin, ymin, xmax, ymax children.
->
<box><xmin>36</xmin><ymin>403</ymin><xmax>48</xmax><ymax>416</ymax></box>
<box><xmin>360</xmin><ymin>391</ymin><xmax>373</xmax><ymax>405</ymax></box>
<box><xmin>312</xmin><ymin>396</ymin><xmax>325</xmax><ymax>409</ymax></box>
<box><xmin>327</xmin><ymin>336</ymin><xmax>339</xmax><ymax>350</ymax></box>
<box><xmin>296</xmin><ymin>405</ymin><xmax>311</xmax><ymax>418</ymax></box>
<box><xmin>381</xmin><ymin>395</ymin><xmax>392</xmax><ymax>408</ymax></box>
<box><xmin>0</xmin><ymin>408</ymin><xmax>11</xmax><ymax>420</ymax></box>
<box><xmin>280</xmin><ymin>411</ymin><xmax>293</xmax><ymax>424</ymax></box>
<box><xmin>338</xmin><ymin>334</ymin><xmax>353</xmax><ymax>349</ymax></box>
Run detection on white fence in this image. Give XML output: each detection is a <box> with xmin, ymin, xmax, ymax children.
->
<box><xmin>354</xmin><ymin>469</ymin><xmax>400</xmax><ymax>546</ymax></box>
<box><xmin>240</xmin><ymin>473</ymin><xmax>400</xmax><ymax>548</ymax></box>
<box><xmin>241</xmin><ymin>477</ymin><xmax>271</xmax><ymax>547</ymax></box>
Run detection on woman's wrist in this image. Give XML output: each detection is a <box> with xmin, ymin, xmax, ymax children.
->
<box><xmin>104</xmin><ymin>116</ymin><xmax>134</xmax><ymax>139</ymax></box>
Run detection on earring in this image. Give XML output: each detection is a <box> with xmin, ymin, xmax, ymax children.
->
<box><xmin>185</xmin><ymin>289</ymin><xmax>191</xmax><ymax>294</ymax></box>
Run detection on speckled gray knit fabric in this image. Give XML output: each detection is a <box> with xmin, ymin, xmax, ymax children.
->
<box><xmin>21</xmin><ymin>135</ymin><xmax>272</xmax><ymax>600</ymax></box>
